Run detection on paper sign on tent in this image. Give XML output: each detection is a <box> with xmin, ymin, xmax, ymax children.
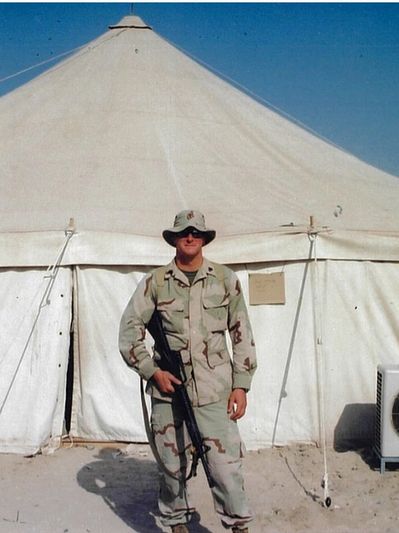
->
<box><xmin>249</xmin><ymin>273</ymin><xmax>285</xmax><ymax>305</ymax></box>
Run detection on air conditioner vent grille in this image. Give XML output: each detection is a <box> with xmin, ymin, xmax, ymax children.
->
<box><xmin>392</xmin><ymin>394</ymin><xmax>399</xmax><ymax>435</ymax></box>
<box><xmin>375</xmin><ymin>370</ymin><xmax>382</xmax><ymax>453</ymax></box>
<box><xmin>375</xmin><ymin>364</ymin><xmax>399</xmax><ymax>461</ymax></box>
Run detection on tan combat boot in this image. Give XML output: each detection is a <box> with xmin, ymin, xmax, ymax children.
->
<box><xmin>171</xmin><ymin>525</ymin><xmax>189</xmax><ymax>533</ymax></box>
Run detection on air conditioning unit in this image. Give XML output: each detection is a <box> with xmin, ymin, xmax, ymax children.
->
<box><xmin>375</xmin><ymin>364</ymin><xmax>399</xmax><ymax>473</ymax></box>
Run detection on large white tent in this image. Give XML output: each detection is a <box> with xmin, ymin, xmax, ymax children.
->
<box><xmin>1</xmin><ymin>16</ymin><xmax>399</xmax><ymax>455</ymax></box>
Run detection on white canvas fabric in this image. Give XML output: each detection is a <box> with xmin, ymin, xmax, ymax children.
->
<box><xmin>70</xmin><ymin>266</ymin><xmax>152</xmax><ymax>441</ymax></box>
<box><xmin>0</xmin><ymin>268</ymin><xmax>72</xmax><ymax>454</ymax></box>
<box><xmin>2</xmin><ymin>228</ymin><xmax>399</xmax><ymax>269</ymax></box>
<box><xmin>1</xmin><ymin>16</ymin><xmax>399</xmax><ymax>453</ymax></box>
<box><xmin>0</xmin><ymin>16</ymin><xmax>398</xmax><ymax>267</ymax></box>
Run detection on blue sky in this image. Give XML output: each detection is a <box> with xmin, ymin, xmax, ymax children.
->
<box><xmin>1</xmin><ymin>3</ymin><xmax>398</xmax><ymax>177</ymax></box>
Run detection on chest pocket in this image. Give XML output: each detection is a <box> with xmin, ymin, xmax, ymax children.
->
<box><xmin>157</xmin><ymin>299</ymin><xmax>185</xmax><ymax>332</ymax></box>
<box><xmin>202</xmin><ymin>293</ymin><xmax>229</xmax><ymax>333</ymax></box>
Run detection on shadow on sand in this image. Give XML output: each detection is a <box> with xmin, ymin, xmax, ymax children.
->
<box><xmin>333</xmin><ymin>403</ymin><xmax>399</xmax><ymax>472</ymax></box>
<box><xmin>77</xmin><ymin>447</ymin><xmax>213</xmax><ymax>532</ymax></box>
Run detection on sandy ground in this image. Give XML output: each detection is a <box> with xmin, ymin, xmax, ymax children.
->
<box><xmin>0</xmin><ymin>442</ymin><xmax>398</xmax><ymax>533</ymax></box>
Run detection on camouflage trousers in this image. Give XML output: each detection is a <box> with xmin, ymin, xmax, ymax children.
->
<box><xmin>151</xmin><ymin>397</ymin><xmax>253</xmax><ymax>529</ymax></box>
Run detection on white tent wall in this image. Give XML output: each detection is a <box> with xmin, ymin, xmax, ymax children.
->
<box><xmin>322</xmin><ymin>260</ymin><xmax>399</xmax><ymax>448</ymax></box>
<box><xmin>66</xmin><ymin>258</ymin><xmax>399</xmax><ymax>450</ymax></box>
<box><xmin>245</xmin><ymin>258</ymin><xmax>399</xmax><ymax>448</ymax></box>
<box><xmin>0</xmin><ymin>267</ymin><xmax>72</xmax><ymax>454</ymax></box>
<box><xmin>69</xmin><ymin>262</ymin><xmax>317</xmax><ymax>447</ymax></box>
<box><xmin>238</xmin><ymin>259</ymin><xmax>320</xmax><ymax>448</ymax></box>
<box><xmin>70</xmin><ymin>266</ymin><xmax>153</xmax><ymax>441</ymax></box>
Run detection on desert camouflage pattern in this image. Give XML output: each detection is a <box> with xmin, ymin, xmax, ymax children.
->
<box><xmin>152</xmin><ymin>398</ymin><xmax>253</xmax><ymax>528</ymax></box>
<box><xmin>119</xmin><ymin>258</ymin><xmax>257</xmax><ymax>406</ymax></box>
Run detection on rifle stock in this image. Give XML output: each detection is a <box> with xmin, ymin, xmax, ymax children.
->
<box><xmin>147</xmin><ymin>310</ymin><xmax>215</xmax><ymax>488</ymax></box>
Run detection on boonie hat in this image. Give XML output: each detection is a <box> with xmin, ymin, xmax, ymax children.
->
<box><xmin>162</xmin><ymin>210</ymin><xmax>216</xmax><ymax>247</ymax></box>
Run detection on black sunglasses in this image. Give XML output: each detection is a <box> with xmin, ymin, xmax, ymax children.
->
<box><xmin>175</xmin><ymin>227</ymin><xmax>204</xmax><ymax>239</ymax></box>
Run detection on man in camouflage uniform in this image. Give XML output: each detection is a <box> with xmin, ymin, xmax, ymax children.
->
<box><xmin>119</xmin><ymin>210</ymin><xmax>257</xmax><ymax>533</ymax></box>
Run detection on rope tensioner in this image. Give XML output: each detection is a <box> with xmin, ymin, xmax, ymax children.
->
<box><xmin>43</xmin><ymin>218</ymin><xmax>76</xmax><ymax>296</ymax></box>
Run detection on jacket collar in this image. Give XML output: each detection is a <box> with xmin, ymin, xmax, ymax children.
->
<box><xmin>165</xmin><ymin>258</ymin><xmax>217</xmax><ymax>285</ymax></box>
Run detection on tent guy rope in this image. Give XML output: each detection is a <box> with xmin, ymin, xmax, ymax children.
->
<box><xmin>162</xmin><ymin>35</ymin><xmax>355</xmax><ymax>158</ymax></box>
<box><xmin>271</xmin><ymin>242</ymin><xmax>313</xmax><ymax>447</ymax></box>
<box><xmin>1</xmin><ymin>18</ymin><xmax>354</xmax><ymax>161</ymax></box>
<box><xmin>0</xmin><ymin>45</ymin><xmax>87</xmax><ymax>85</ymax></box>
<box><xmin>0</xmin><ymin>27</ymin><xmax>128</xmax><ymax>86</ymax></box>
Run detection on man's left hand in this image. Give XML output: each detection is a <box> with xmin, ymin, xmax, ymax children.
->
<box><xmin>227</xmin><ymin>388</ymin><xmax>247</xmax><ymax>420</ymax></box>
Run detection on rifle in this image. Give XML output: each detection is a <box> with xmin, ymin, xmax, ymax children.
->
<box><xmin>147</xmin><ymin>310</ymin><xmax>215</xmax><ymax>488</ymax></box>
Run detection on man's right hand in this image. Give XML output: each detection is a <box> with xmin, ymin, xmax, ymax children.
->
<box><xmin>152</xmin><ymin>369</ymin><xmax>181</xmax><ymax>393</ymax></box>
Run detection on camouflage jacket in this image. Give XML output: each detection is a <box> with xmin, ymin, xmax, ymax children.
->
<box><xmin>119</xmin><ymin>258</ymin><xmax>257</xmax><ymax>406</ymax></box>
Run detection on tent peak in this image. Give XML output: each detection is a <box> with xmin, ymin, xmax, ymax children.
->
<box><xmin>109</xmin><ymin>16</ymin><xmax>152</xmax><ymax>30</ymax></box>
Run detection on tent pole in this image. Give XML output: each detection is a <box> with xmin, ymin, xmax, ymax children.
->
<box><xmin>309</xmin><ymin>219</ymin><xmax>331</xmax><ymax>508</ymax></box>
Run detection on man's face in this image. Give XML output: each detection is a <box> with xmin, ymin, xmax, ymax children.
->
<box><xmin>174</xmin><ymin>228</ymin><xmax>205</xmax><ymax>260</ymax></box>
